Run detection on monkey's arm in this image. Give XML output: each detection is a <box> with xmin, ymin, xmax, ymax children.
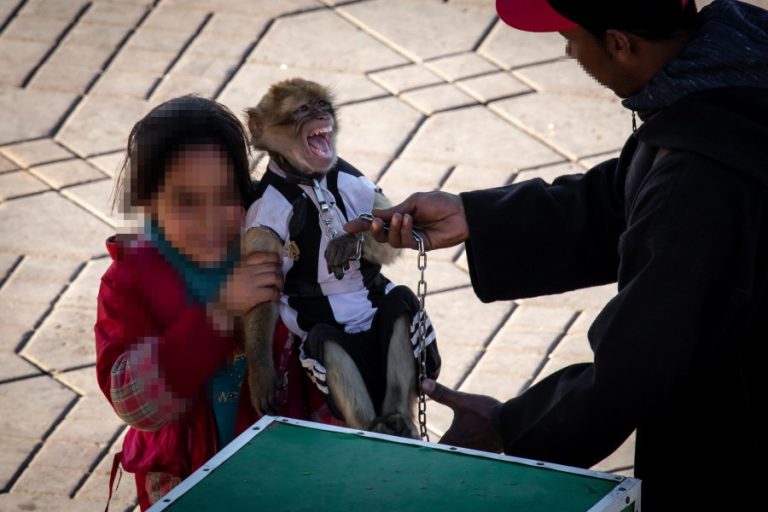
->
<box><xmin>242</xmin><ymin>227</ymin><xmax>282</xmax><ymax>415</ymax></box>
<box><xmin>362</xmin><ymin>191</ymin><xmax>400</xmax><ymax>265</ymax></box>
<box><xmin>325</xmin><ymin>192</ymin><xmax>401</xmax><ymax>279</ymax></box>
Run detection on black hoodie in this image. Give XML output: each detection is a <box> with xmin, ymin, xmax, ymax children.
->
<box><xmin>460</xmin><ymin>1</ymin><xmax>768</xmax><ymax>508</ymax></box>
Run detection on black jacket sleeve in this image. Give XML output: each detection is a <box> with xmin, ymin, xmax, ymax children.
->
<box><xmin>489</xmin><ymin>152</ymin><xmax>756</xmax><ymax>467</ymax></box>
<box><xmin>460</xmin><ymin>158</ymin><xmax>626</xmax><ymax>302</ymax></box>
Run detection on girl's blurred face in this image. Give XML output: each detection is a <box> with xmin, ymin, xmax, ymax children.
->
<box><xmin>148</xmin><ymin>144</ymin><xmax>244</xmax><ymax>267</ymax></box>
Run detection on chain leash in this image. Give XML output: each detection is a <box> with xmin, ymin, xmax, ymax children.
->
<box><xmin>414</xmin><ymin>233</ymin><xmax>429</xmax><ymax>442</ymax></box>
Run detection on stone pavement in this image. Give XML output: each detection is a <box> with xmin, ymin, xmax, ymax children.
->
<box><xmin>2</xmin><ymin>0</ymin><xmax>762</xmax><ymax>509</ymax></box>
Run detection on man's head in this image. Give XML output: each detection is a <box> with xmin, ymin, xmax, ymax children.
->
<box><xmin>497</xmin><ymin>0</ymin><xmax>699</xmax><ymax>98</ymax></box>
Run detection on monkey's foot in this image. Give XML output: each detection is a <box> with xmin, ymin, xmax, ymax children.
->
<box><xmin>368</xmin><ymin>413</ymin><xmax>419</xmax><ymax>439</ymax></box>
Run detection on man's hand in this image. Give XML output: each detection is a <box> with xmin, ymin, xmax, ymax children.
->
<box><xmin>422</xmin><ymin>378</ymin><xmax>504</xmax><ymax>453</ymax></box>
<box><xmin>344</xmin><ymin>191</ymin><xmax>469</xmax><ymax>251</ymax></box>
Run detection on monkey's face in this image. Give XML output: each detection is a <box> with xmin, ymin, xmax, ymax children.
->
<box><xmin>290</xmin><ymin>96</ymin><xmax>337</xmax><ymax>174</ymax></box>
<box><xmin>248</xmin><ymin>79</ymin><xmax>339</xmax><ymax>176</ymax></box>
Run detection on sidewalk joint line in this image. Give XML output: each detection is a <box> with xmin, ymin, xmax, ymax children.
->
<box><xmin>213</xmin><ymin>18</ymin><xmax>275</xmax><ymax>100</ymax></box>
<box><xmin>372</xmin><ymin>115</ymin><xmax>427</xmax><ymax>184</ymax></box>
<box><xmin>71</xmin><ymin>424</ymin><xmax>127</xmax><ymax>499</ymax></box>
<box><xmin>0</xmin><ymin>254</ymin><xmax>24</xmax><ymax>291</ymax></box>
<box><xmin>454</xmin><ymin>303</ymin><xmax>518</xmax><ymax>391</ymax></box>
<box><xmin>519</xmin><ymin>310</ymin><xmax>581</xmax><ymax>393</ymax></box>
<box><xmin>21</xmin><ymin>2</ymin><xmax>93</xmax><ymax>89</ymax></box>
<box><xmin>0</xmin><ymin>0</ymin><xmax>28</xmax><ymax>36</ymax></box>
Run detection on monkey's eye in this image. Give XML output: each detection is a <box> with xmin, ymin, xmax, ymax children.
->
<box><xmin>318</xmin><ymin>100</ymin><xmax>328</xmax><ymax>108</ymax></box>
<box><xmin>294</xmin><ymin>105</ymin><xmax>309</xmax><ymax>115</ymax></box>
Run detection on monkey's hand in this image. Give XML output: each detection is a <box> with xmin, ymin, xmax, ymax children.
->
<box><xmin>247</xmin><ymin>363</ymin><xmax>280</xmax><ymax>416</ymax></box>
<box><xmin>324</xmin><ymin>232</ymin><xmax>362</xmax><ymax>280</ymax></box>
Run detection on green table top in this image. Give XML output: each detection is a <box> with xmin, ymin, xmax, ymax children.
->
<box><xmin>154</xmin><ymin>418</ymin><xmax>638</xmax><ymax>512</ymax></box>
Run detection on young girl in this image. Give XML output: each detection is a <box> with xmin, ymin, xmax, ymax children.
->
<box><xmin>95</xmin><ymin>96</ymin><xmax>323</xmax><ymax>509</ymax></box>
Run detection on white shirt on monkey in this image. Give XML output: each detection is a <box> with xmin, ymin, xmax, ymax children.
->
<box><xmin>244</xmin><ymin>159</ymin><xmax>395</xmax><ymax>341</ymax></box>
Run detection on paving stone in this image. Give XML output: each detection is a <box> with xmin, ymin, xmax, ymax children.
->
<box><xmin>0</xmin><ymin>155</ymin><xmax>17</xmax><ymax>173</ymax></box>
<box><xmin>479</xmin><ymin>22</ymin><xmax>565</xmax><ymax>69</ymax></box>
<box><xmin>0</xmin><ymin>254</ymin><xmax>80</xmax><ymax>306</ymax></box>
<box><xmin>76</xmin><ymin>428</ymin><xmax>138</xmax><ymax>509</ymax></box>
<box><xmin>27</xmin><ymin>63</ymin><xmax>100</xmax><ymax>94</ymax></box>
<box><xmin>90</xmin><ymin>69</ymin><xmax>158</xmax><ymax>99</ymax></box>
<box><xmin>64</xmin><ymin>22</ymin><xmax>131</xmax><ymax>48</ymax></box>
<box><xmin>498</xmin><ymin>305</ymin><xmax>576</xmax><ymax>334</ymax></box>
<box><xmin>441</xmin><ymin>164</ymin><xmax>514</xmax><ymax>195</ymax></box>
<box><xmin>0</xmin><ymin>352</ymin><xmax>40</xmax><ymax>380</ymax></box>
<box><xmin>22</xmin><ymin>305</ymin><xmax>98</xmax><ymax>372</ymax></box>
<box><xmin>55</xmin><ymin>365</ymin><xmax>102</xmax><ymax>397</ymax></box>
<box><xmin>568</xmin><ymin>308</ymin><xmax>602</xmax><ymax>335</ymax></box>
<box><xmin>426</xmin><ymin>286</ymin><xmax>513</xmax><ymax>351</ymax></box>
<box><xmin>184</xmin><ymin>26</ymin><xmax>256</xmax><ymax>59</ymax></box>
<box><xmin>550</xmin><ymin>334</ymin><xmax>593</xmax><ymax>361</ymax></box>
<box><xmin>490</xmin><ymin>92</ymin><xmax>631</xmax><ymax>159</ymax></box>
<box><xmin>29</xmin><ymin>159</ymin><xmax>106</xmax><ymax>188</ymax></box>
<box><xmin>0</xmin><ymin>492</ymin><xmax>118</xmax><ymax>512</ymax></box>
<box><xmin>0</xmin><ymin>38</ymin><xmax>49</xmax><ymax>65</ymax></box>
<box><xmin>45</xmin><ymin>399</ymin><xmax>124</xmax><ymax>450</ymax></box>
<box><xmin>0</xmin><ymin>139</ymin><xmax>74</xmax><ymax>168</ymax></box>
<box><xmin>140</xmin><ymin>3</ymin><xmax>209</xmax><ymax>33</ymax></box>
<box><xmin>87</xmin><ymin>151</ymin><xmax>124</xmax><ymax>178</ymax></box>
<box><xmin>0</xmin><ymin>88</ymin><xmax>78</xmax><ymax>145</ymax></box>
<box><xmin>0</xmin><ymin>171</ymin><xmax>48</xmax><ymax>200</ymax></box>
<box><xmin>368</xmin><ymin>64</ymin><xmax>443</xmax><ymax>94</ymax></box>
<box><xmin>172</xmin><ymin>51</ymin><xmax>241</xmax><ymax>81</ymax></box>
<box><xmin>515</xmin><ymin>59</ymin><xmax>616</xmax><ymax>99</ymax></box>
<box><xmin>149</xmin><ymin>74</ymin><xmax>220</xmax><ymax>104</ymax></box>
<box><xmin>336</xmin><ymin>151</ymin><xmax>390</xmax><ymax>183</ymax></box>
<box><xmin>0</xmin><ymin>303</ymin><xmax>49</xmax><ymax>351</ymax></box>
<box><xmin>13</xmin><ymin>463</ymin><xmax>87</xmax><ymax>496</ymax></box>
<box><xmin>56</xmin><ymin>95</ymin><xmax>148</xmax><ymax>156</ymax></box>
<box><xmin>377</xmin><ymin>158</ymin><xmax>451</xmax><ymax>205</ymax></box>
<box><xmin>426</xmin><ymin>53</ymin><xmax>498</xmax><ymax>81</ymax></box>
<box><xmin>433</xmin><ymin>343</ymin><xmax>483</xmax><ymax>389</ymax></box>
<box><xmin>384</xmin><ymin>258</ymin><xmax>470</xmax><ymax>297</ymax></box>
<box><xmin>47</xmin><ymin>42</ymin><xmax>115</xmax><ymax>71</ymax></box>
<box><xmin>592</xmin><ymin>432</ymin><xmax>636</xmax><ymax>473</ymax></box>
<box><xmin>82</xmin><ymin>0</ymin><xmax>148</xmax><ymax>26</ymax></box>
<box><xmin>0</xmin><ymin>192</ymin><xmax>113</xmax><ymax>258</ymax></box>
<box><xmin>204</xmin><ymin>11</ymin><xmax>272</xmax><ymax>35</ymax></box>
<box><xmin>0</xmin><ymin>251</ymin><xmax>19</xmax><ymax>278</ymax></box>
<box><xmin>513</xmin><ymin>161</ymin><xmax>581</xmax><ymax>184</ymax></box>
<box><xmin>0</xmin><ymin>375</ymin><xmax>76</xmax><ymax>439</ymax></box>
<box><xmin>0</xmin><ymin>434</ymin><xmax>38</xmax><ymax>490</ymax></box>
<box><xmin>26</xmin><ymin>438</ymin><xmax>104</xmax><ymax>470</ymax></box>
<box><xmin>578</xmin><ymin>151</ymin><xmax>621</xmax><ymax>170</ymax></box>
<box><xmin>0</xmin><ymin>61</ymin><xmax>31</xmax><ymax>87</ymax></box>
<box><xmin>61</xmin><ymin>174</ymin><xmax>118</xmax><ymax>226</ymax></box>
<box><xmin>248</xmin><ymin>10</ymin><xmax>407</xmax><ymax>73</ymax></box>
<box><xmin>3</xmin><ymin>14</ymin><xmax>71</xmax><ymax>43</ymax></box>
<box><xmin>400</xmin><ymin>83</ymin><xmax>477</xmax><ymax>115</ymax></box>
<box><xmin>460</xmin><ymin>361</ymin><xmax>530</xmax><ymax>398</ymax></box>
<box><xmin>425</xmin><ymin>400</ymin><xmax>453</xmax><ymax>437</ymax></box>
<box><xmin>341</xmin><ymin>0</ymin><xmax>494</xmax><ymax>61</ymax></box>
<box><xmin>402</xmin><ymin>105</ymin><xmax>561</xmax><ymax>170</ymax></box>
<box><xmin>518</xmin><ymin>283</ymin><xmax>617</xmax><ymax>310</ymax></box>
<box><xmin>125</xmin><ymin>26</ymin><xmax>195</xmax><ymax>52</ymax></box>
<box><xmin>21</xmin><ymin>0</ymin><xmax>89</xmax><ymax>19</ymax></box>
<box><xmin>457</xmin><ymin>71</ymin><xmax>530</xmax><ymax>102</ymax></box>
<box><xmin>164</xmin><ymin>0</ymin><xmax>318</xmax><ymax>16</ymax></box>
<box><xmin>108</xmin><ymin>47</ymin><xmax>178</xmax><ymax>74</ymax></box>
<box><xmin>334</xmin><ymin>97</ymin><xmax>422</xmax><ymax>163</ymax></box>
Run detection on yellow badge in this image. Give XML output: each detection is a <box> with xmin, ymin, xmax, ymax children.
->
<box><xmin>286</xmin><ymin>241</ymin><xmax>300</xmax><ymax>261</ymax></box>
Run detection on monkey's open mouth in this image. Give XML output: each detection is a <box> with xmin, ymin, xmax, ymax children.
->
<box><xmin>306</xmin><ymin>126</ymin><xmax>333</xmax><ymax>158</ymax></box>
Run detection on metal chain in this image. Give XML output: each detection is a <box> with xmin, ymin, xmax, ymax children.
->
<box><xmin>414</xmin><ymin>233</ymin><xmax>429</xmax><ymax>442</ymax></box>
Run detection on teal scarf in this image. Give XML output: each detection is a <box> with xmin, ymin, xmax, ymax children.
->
<box><xmin>145</xmin><ymin>218</ymin><xmax>239</xmax><ymax>304</ymax></box>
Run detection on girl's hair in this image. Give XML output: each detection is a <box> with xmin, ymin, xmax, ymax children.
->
<box><xmin>112</xmin><ymin>95</ymin><xmax>253</xmax><ymax>213</ymax></box>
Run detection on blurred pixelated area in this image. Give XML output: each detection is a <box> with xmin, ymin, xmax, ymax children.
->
<box><xmin>1</xmin><ymin>0</ymin><xmax>765</xmax><ymax>510</ymax></box>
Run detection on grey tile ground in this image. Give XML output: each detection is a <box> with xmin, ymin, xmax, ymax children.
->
<box><xmin>0</xmin><ymin>0</ymin><xmax>665</xmax><ymax>506</ymax></box>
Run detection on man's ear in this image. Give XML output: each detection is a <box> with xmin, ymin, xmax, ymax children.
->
<box><xmin>604</xmin><ymin>29</ymin><xmax>633</xmax><ymax>62</ymax></box>
<box><xmin>246</xmin><ymin>108</ymin><xmax>263</xmax><ymax>139</ymax></box>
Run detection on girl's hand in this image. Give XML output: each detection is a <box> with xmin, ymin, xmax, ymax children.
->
<box><xmin>216</xmin><ymin>251</ymin><xmax>284</xmax><ymax>316</ymax></box>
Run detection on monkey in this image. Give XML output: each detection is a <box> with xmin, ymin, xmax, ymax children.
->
<box><xmin>241</xmin><ymin>78</ymin><xmax>441</xmax><ymax>438</ymax></box>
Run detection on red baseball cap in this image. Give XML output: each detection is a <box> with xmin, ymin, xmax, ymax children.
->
<box><xmin>497</xmin><ymin>0</ymin><xmax>691</xmax><ymax>34</ymax></box>
<box><xmin>495</xmin><ymin>0</ymin><xmax>577</xmax><ymax>33</ymax></box>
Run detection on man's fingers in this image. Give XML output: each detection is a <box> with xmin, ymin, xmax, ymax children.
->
<box><xmin>245</xmin><ymin>251</ymin><xmax>281</xmax><ymax>265</ymax></box>
<box><xmin>422</xmin><ymin>379</ymin><xmax>463</xmax><ymax>410</ymax></box>
<box><xmin>343</xmin><ymin>217</ymin><xmax>371</xmax><ymax>234</ymax></box>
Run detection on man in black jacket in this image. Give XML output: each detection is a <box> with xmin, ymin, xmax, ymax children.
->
<box><xmin>346</xmin><ymin>0</ymin><xmax>768</xmax><ymax>508</ymax></box>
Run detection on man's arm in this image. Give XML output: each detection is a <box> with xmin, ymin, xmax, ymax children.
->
<box><xmin>460</xmin><ymin>157</ymin><xmax>625</xmax><ymax>302</ymax></box>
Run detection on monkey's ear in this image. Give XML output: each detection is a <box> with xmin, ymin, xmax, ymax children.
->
<box><xmin>246</xmin><ymin>108</ymin><xmax>263</xmax><ymax>139</ymax></box>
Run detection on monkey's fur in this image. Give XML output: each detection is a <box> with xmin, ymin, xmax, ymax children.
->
<box><xmin>242</xmin><ymin>78</ymin><xmax>427</xmax><ymax>437</ymax></box>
